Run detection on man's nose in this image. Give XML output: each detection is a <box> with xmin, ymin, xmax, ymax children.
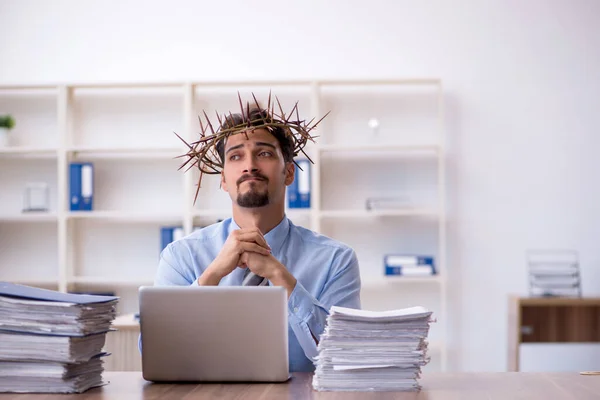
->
<box><xmin>242</xmin><ymin>157</ymin><xmax>259</xmax><ymax>174</ymax></box>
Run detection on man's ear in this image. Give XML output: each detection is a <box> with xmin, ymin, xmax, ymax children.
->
<box><xmin>284</xmin><ymin>162</ymin><xmax>295</xmax><ymax>186</ymax></box>
<box><xmin>221</xmin><ymin>171</ymin><xmax>229</xmax><ymax>192</ymax></box>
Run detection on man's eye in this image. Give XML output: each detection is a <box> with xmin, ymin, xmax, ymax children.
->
<box><xmin>258</xmin><ymin>151</ymin><xmax>272</xmax><ymax>157</ymax></box>
<box><xmin>229</xmin><ymin>154</ymin><xmax>240</xmax><ymax>161</ymax></box>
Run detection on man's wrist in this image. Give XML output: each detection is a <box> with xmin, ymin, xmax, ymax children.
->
<box><xmin>198</xmin><ymin>266</ymin><xmax>222</xmax><ymax>286</ymax></box>
<box><xmin>270</xmin><ymin>263</ymin><xmax>297</xmax><ymax>297</ymax></box>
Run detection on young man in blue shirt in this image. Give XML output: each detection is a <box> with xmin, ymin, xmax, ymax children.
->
<box><xmin>154</xmin><ymin>106</ymin><xmax>361</xmax><ymax>372</ymax></box>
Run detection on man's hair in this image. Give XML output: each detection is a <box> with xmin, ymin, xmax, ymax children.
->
<box><xmin>215</xmin><ymin>108</ymin><xmax>295</xmax><ymax>164</ymax></box>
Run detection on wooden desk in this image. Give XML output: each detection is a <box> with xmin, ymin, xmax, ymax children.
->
<box><xmin>1</xmin><ymin>372</ymin><xmax>599</xmax><ymax>399</ymax></box>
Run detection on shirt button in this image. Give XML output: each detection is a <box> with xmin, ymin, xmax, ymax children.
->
<box><xmin>293</xmin><ymin>307</ymin><xmax>299</xmax><ymax>313</ymax></box>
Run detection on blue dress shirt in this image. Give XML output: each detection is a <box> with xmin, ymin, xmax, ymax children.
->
<box><xmin>154</xmin><ymin>216</ymin><xmax>361</xmax><ymax>372</ymax></box>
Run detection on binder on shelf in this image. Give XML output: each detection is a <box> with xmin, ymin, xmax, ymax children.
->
<box><xmin>385</xmin><ymin>254</ymin><xmax>434</xmax><ymax>266</ymax></box>
<box><xmin>160</xmin><ymin>226</ymin><xmax>184</xmax><ymax>252</ymax></box>
<box><xmin>69</xmin><ymin>163</ymin><xmax>94</xmax><ymax>211</ymax></box>
<box><xmin>385</xmin><ymin>265</ymin><xmax>436</xmax><ymax>276</ymax></box>
<box><xmin>384</xmin><ymin>254</ymin><xmax>436</xmax><ymax>276</ymax></box>
<box><xmin>80</xmin><ymin>164</ymin><xmax>94</xmax><ymax>211</ymax></box>
<box><xmin>288</xmin><ymin>159</ymin><xmax>310</xmax><ymax>209</ymax></box>
<box><xmin>69</xmin><ymin>164</ymin><xmax>81</xmax><ymax>211</ymax></box>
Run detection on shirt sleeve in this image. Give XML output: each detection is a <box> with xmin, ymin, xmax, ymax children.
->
<box><xmin>154</xmin><ymin>243</ymin><xmax>198</xmax><ymax>287</ymax></box>
<box><xmin>286</xmin><ymin>247</ymin><xmax>361</xmax><ymax>361</ymax></box>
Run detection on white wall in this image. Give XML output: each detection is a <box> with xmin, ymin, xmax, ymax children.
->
<box><xmin>2</xmin><ymin>0</ymin><xmax>600</xmax><ymax>372</ymax></box>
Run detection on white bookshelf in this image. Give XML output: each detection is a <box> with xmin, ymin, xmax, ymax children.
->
<box><xmin>0</xmin><ymin>79</ymin><xmax>448</xmax><ymax>370</ymax></box>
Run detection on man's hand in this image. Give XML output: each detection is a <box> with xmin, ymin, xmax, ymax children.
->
<box><xmin>198</xmin><ymin>228</ymin><xmax>271</xmax><ymax>286</ymax></box>
<box><xmin>239</xmin><ymin>252</ymin><xmax>297</xmax><ymax>297</ymax></box>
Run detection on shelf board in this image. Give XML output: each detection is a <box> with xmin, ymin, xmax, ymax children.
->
<box><xmin>320</xmin><ymin>209</ymin><xmax>438</xmax><ymax>219</ymax></box>
<box><xmin>0</xmin><ymin>146</ymin><xmax>58</xmax><ymax>158</ymax></box>
<box><xmin>69</xmin><ymin>276</ymin><xmax>154</xmax><ymax>286</ymax></box>
<box><xmin>67</xmin><ymin>211</ymin><xmax>183</xmax><ymax>223</ymax></box>
<box><xmin>285</xmin><ymin>209</ymin><xmax>312</xmax><ymax>219</ymax></box>
<box><xmin>1</xmin><ymin>279</ymin><xmax>59</xmax><ymax>287</ymax></box>
<box><xmin>318</xmin><ymin>78</ymin><xmax>441</xmax><ymax>86</ymax></box>
<box><xmin>361</xmin><ymin>275</ymin><xmax>442</xmax><ymax>288</ymax></box>
<box><xmin>193</xmin><ymin>209</ymin><xmax>232</xmax><ymax>218</ymax></box>
<box><xmin>0</xmin><ymin>79</ymin><xmax>441</xmax><ymax>90</ymax></box>
<box><xmin>68</xmin><ymin>146</ymin><xmax>183</xmax><ymax>160</ymax></box>
<box><xmin>319</xmin><ymin>144</ymin><xmax>440</xmax><ymax>157</ymax></box>
<box><xmin>0</xmin><ymin>213</ymin><xmax>58</xmax><ymax>222</ymax></box>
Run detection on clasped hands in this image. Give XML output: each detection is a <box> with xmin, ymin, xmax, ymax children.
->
<box><xmin>198</xmin><ymin>228</ymin><xmax>297</xmax><ymax>296</ymax></box>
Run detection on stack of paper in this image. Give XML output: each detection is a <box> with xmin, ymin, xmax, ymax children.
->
<box><xmin>0</xmin><ymin>282</ymin><xmax>118</xmax><ymax>393</ymax></box>
<box><xmin>313</xmin><ymin>306</ymin><xmax>433</xmax><ymax>392</ymax></box>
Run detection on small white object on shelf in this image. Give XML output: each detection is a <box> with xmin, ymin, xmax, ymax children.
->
<box><xmin>367</xmin><ymin>117</ymin><xmax>380</xmax><ymax>135</ymax></box>
<box><xmin>22</xmin><ymin>182</ymin><xmax>49</xmax><ymax>212</ymax></box>
<box><xmin>366</xmin><ymin>196</ymin><xmax>412</xmax><ymax>211</ymax></box>
<box><xmin>0</xmin><ymin>127</ymin><xmax>9</xmax><ymax>147</ymax></box>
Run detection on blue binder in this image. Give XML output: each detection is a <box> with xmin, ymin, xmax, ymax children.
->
<box><xmin>288</xmin><ymin>160</ymin><xmax>310</xmax><ymax>209</ymax></box>
<box><xmin>160</xmin><ymin>226</ymin><xmax>184</xmax><ymax>252</ymax></box>
<box><xmin>384</xmin><ymin>254</ymin><xmax>434</xmax><ymax>266</ymax></box>
<box><xmin>80</xmin><ymin>163</ymin><xmax>94</xmax><ymax>211</ymax></box>
<box><xmin>297</xmin><ymin>159</ymin><xmax>311</xmax><ymax>208</ymax></box>
<box><xmin>69</xmin><ymin>162</ymin><xmax>94</xmax><ymax>211</ymax></box>
<box><xmin>384</xmin><ymin>254</ymin><xmax>436</xmax><ymax>276</ymax></box>
<box><xmin>69</xmin><ymin>163</ymin><xmax>82</xmax><ymax>211</ymax></box>
<box><xmin>385</xmin><ymin>265</ymin><xmax>436</xmax><ymax>276</ymax></box>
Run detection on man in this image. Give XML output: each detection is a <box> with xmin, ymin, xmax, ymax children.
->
<box><xmin>154</xmin><ymin>105</ymin><xmax>361</xmax><ymax>372</ymax></box>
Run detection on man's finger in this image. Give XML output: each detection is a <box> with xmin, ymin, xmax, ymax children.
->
<box><xmin>237</xmin><ymin>231</ymin><xmax>270</xmax><ymax>250</ymax></box>
<box><xmin>240</xmin><ymin>242</ymin><xmax>271</xmax><ymax>256</ymax></box>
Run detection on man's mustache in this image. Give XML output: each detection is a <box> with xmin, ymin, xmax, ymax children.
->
<box><xmin>236</xmin><ymin>173</ymin><xmax>269</xmax><ymax>186</ymax></box>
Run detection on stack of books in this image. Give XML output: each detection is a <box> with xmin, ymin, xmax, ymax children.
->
<box><xmin>0</xmin><ymin>282</ymin><xmax>118</xmax><ymax>393</ymax></box>
<box><xmin>313</xmin><ymin>306</ymin><xmax>433</xmax><ymax>392</ymax></box>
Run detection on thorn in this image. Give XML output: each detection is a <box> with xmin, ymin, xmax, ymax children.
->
<box><xmin>193</xmin><ymin>174</ymin><xmax>202</xmax><ymax>205</ymax></box>
<box><xmin>198</xmin><ymin>115</ymin><xmax>206</xmax><ymax>137</ymax></box>
<box><xmin>184</xmin><ymin>158</ymin><xmax>199</xmax><ymax>173</ymax></box>
<box><xmin>309</xmin><ymin>110</ymin><xmax>331</xmax><ymax>131</ymax></box>
<box><xmin>202</xmin><ymin>110</ymin><xmax>215</xmax><ymax>134</ymax></box>
<box><xmin>246</xmin><ymin>101</ymin><xmax>251</xmax><ymax>127</ymax></box>
<box><xmin>286</xmin><ymin>101</ymin><xmax>299</xmax><ymax>124</ymax></box>
<box><xmin>215</xmin><ymin>110</ymin><xmax>223</xmax><ymax>126</ymax></box>
<box><xmin>173</xmin><ymin>131</ymin><xmax>193</xmax><ymax>149</ymax></box>
<box><xmin>238</xmin><ymin>91</ymin><xmax>246</xmax><ymax>122</ymax></box>
<box><xmin>275</xmin><ymin>96</ymin><xmax>286</xmax><ymax>121</ymax></box>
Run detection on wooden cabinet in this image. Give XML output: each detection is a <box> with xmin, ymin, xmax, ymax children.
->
<box><xmin>508</xmin><ymin>296</ymin><xmax>600</xmax><ymax>371</ymax></box>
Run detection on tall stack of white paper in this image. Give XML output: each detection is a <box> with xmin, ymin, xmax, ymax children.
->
<box><xmin>313</xmin><ymin>306</ymin><xmax>433</xmax><ymax>392</ymax></box>
<box><xmin>0</xmin><ymin>282</ymin><xmax>118</xmax><ymax>393</ymax></box>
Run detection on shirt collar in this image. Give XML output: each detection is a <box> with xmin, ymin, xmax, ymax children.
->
<box><xmin>228</xmin><ymin>215</ymin><xmax>290</xmax><ymax>256</ymax></box>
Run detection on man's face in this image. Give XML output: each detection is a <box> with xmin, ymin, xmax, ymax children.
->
<box><xmin>221</xmin><ymin>128</ymin><xmax>294</xmax><ymax>208</ymax></box>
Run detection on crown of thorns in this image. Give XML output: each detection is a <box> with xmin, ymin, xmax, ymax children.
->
<box><xmin>174</xmin><ymin>92</ymin><xmax>329</xmax><ymax>204</ymax></box>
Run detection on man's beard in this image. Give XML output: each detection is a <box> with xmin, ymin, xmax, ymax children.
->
<box><xmin>237</xmin><ymin>187</ymin><xmax>269</xmax><ymax>207</ymax></box>
<box><xmin>236</xmin><ymin>173</ymin><xmax>269</xmax><ymax>208</ymax></box>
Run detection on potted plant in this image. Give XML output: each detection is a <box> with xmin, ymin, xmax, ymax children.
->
<box><xmin>0</xmin><ymin>114</ymin><xmax>16</xmax><ymax>146</ymax></box>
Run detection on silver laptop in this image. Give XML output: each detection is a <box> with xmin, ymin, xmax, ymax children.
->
<box><xmin>139</xmin><ymin>286</ymin><xmax>289</xmax><ymax>382</ymax></box>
